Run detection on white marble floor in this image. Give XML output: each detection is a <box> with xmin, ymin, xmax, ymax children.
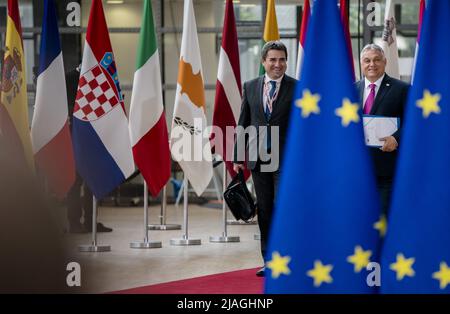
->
<box><xmin>63</xmin><ymin>203</ymin><xmax>262</xmax><ymax>293</ymax></box>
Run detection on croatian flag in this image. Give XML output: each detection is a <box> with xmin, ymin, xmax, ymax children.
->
<box><xmin>71</xmin><ymin>0</ymin><xmax>134</xmax><ymax>199</ymax></box>
<box><xmin>31</xmin><ymin>0</ymin><xmax>75</xmax><ymax>198</ymax></box>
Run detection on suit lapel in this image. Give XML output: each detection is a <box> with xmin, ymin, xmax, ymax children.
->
<box><xmin>270</xmin><ymin>76</ymin><xmax>289</xmax><ymax>118</ymax></box>
<box><xmin>357</xmin><ymin>80</ymin><xmax>364</xmax><ymax>106</ymax></box>
<box><xmin>371</xmin><ymin>74</ymin><xmax>391</xmax><ymax>114</ymax></box>
<box><xmin>256</xmin><ymin>76</ymin><xmax>266</xmax><ymax>121</ymax></box>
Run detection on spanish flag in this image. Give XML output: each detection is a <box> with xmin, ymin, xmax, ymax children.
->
<box><xmin>0</xmin><ymin>0</ymin><xmax>34</xmax><ymax>171</ymax></box>
<box><xmin>260</xmin><ymin>0</ymin><xmax>280</xmax><ymax>75</ymax></box>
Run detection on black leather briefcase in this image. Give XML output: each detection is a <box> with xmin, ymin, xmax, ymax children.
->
<box><xmin>223</xmin><ymin>169</ymin><xmax>256</xmax><ymax>222</ymax></box>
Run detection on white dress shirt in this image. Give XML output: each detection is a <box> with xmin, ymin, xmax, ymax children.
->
<box><xmin>363</xmin><ymin>74</ymin><xmax>385</xmax><ymax>111</ymax></box>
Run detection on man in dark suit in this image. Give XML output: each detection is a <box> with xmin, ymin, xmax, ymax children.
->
<box><xmin>356</xmin><ymin>44</ymin><xmax>409</xmax><ymax>215</ymax></box>
<box><xmin>233</xmin><ymin>41</ymin><xmax>296</xmax><ymax>277</ymax></box>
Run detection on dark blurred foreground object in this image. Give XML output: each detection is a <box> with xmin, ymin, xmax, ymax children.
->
<box><xmin>223</xmin><ymin>169</ymin><xmax>256</xmax><ymax>222</ymax></box>
<box><xmin>0</xmin><ymin>135</ymin><xmax>70</xmax><ymax>293</ymax></box>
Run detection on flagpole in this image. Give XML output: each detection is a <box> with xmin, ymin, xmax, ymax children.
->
<box><xmin>148</xmin><ymin>185</ymin><xmax>181</xmax><ymax>230</ymax></box>
<box><xmin>130</xmin><ymin>182</ymin><xmax>162</xmax><ymax>249</ymax></box>
<box><xmin>170</xmin><ymin>176</ymin><xmax>201</xmax><ymax>245</ymax></box>
<box><xmin>78</xmin><ymin>196</ymin><xmax>110</xmax><ymax>252</ymax></box>
<box><xmin>210</xmin><ymin>163</ymin><xmax>239</xmax><ymax>243</ymax></box>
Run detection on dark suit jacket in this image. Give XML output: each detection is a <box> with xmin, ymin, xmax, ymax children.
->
<box><xmin>356</xmin><ymin>74</ymin><xmax>409</xmax><ymax>177</ymax></box>
<box><xmin>234</xmin><ymin>75</ymin><xmax>296</xmax><ymax>172</ymax></box>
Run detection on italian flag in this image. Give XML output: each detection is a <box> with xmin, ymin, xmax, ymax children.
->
<box><xmin>129</xmin><ymin>0</ymin><xmax>170</xmax><ymax>197</ymax></box>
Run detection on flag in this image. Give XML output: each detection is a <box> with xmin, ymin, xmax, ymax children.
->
<box><xmin>71</xmin><ymin>0</ymin><xmax>134</xmax><ymax>199</ymax></box>
<box><xmin>259</xmin><ymin>0</ymin><xmax>280</xmax><ymax>75</ymax></box>
<box><xmin>380</xmin><ymin>0</ymin><xmax>400</xmax><ymax>79</ymax></box>
<box><xmin>380</xmin><ymin>0</ymin><xmax>450</xmax><ymax>293</ymax></box>
<box><xmin>0</xmin><ymin>0</ymin><xmax>34</xmax><ymax>171</ymax></box>
<box><xmin>129</xmin><ymin>0</ymin><xmax>170</xmax><ymax>197</ymax></box>
<box><xmin>211</xmin><ymin>0</ymin><xmax>249</xmax><ymax>179</ymax></box>
<box><xmin>295</xmin><ymin>0</ymin><xmax>310</xmax><ymax>80</ymax></box>
<box><xmin>265</xmin><ymin>0</ymin><xmax>380</xmax><ymax>293</ymax></box>
<box><xmin>170</xmin><ymin>0</ymin><xmax>213</xmax><ymax>196</ymax></box>
<box><xmin>411</xmin><ymin>0</ymin><xmax>425</xmax><ymax>83</ymax></box>
<box><xmin>340</xmin><ymin>0</ymin><xmax>355</xmax><ymax>81</ymax></box>
<box><xmin>31</xmin><ymin>0</ymin><xmax>75</xmax><ymax>198</ymax></box>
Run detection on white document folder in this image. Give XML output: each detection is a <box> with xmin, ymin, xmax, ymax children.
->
<box><xmin>363</xmin><ymin>115</ymin><xmax>400</xmax><ymax>147</ymax></box>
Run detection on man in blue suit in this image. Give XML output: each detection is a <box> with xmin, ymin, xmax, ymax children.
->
<box><xmin>356</xmin><ymin>44</ymin><xmax>409</xmax><ymax>215</ymax></box>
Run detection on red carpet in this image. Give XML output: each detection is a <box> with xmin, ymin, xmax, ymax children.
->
<box><xmin>112</xmin><ymin>268</ymin><xmax>264</xmax><ymax>294</ymax></box>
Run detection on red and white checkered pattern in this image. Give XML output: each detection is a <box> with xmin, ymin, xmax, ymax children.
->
<box><xmin>73</xmin><ymin>65</ymin><xmax>119</xmax><ymax>121</ymax></box>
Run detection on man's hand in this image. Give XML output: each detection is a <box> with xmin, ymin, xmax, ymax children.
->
<box><xmin>233</xmin><ymin>163</ymin><xmax>245</xmax><ymax>173</ymax></box>
<box><xmin>379</xmin><ymin>136</ymin><xmax>398</xmax><ymax>152</ymax></box>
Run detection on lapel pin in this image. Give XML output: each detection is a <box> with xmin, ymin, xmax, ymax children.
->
<box><xmin>386</xmin><ymin>83</ymin><xmax>390</xmax><ymax>86</ymax></box>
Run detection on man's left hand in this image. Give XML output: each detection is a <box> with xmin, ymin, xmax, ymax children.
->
<box><xmin>379</xmin><ymin>136</ymin><xmax>398</xmax><ymax>152</ymax></box>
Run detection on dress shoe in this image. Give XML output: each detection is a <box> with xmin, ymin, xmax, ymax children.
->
<box><xmin>69</xmin><ymin>222</ymin><xmax>88</xmax><ymax>234</ymax></box>
<box><xmin>84</xmin><ymin>222</ymin><xmax>113</xmax><ymax>232</ymax></box>
<box><xmin>256</xmin><ymin>267</ymin><xmax>265</xmax><ymax>277</ymax></box>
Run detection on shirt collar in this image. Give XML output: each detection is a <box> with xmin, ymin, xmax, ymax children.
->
<box><xmin>265</xmin><ymin>73</ymin><xmax>284</xmax><ymax>84</ymax></box>
<box><xmin>364</xmin><ymin>74</ymin><xmax>385</xmax><ymax>89</ymax></box>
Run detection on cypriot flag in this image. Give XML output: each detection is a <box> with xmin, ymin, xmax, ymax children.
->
<box><xmin>170</xmin><ymin>0</ymin><xmax>213</xmax><ymax>196</ymax></box>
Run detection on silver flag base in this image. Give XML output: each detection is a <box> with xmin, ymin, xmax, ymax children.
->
<box><xmin>254</xmin><ymin>234</ymin><xmax>261</xmax><ymax>240</ymax></box>
<box><xmin>227</xmin><ymin>219</ymin><xmax>257</xmax><ymax>225</ymax></box>
<box><xmin>78</xmin><ymin>244</ymin><xmax>111</xmax><ymax>252</ymax></box>
<box><xmin>148</xmin><ymin>224</ymin><xmax>181</xmax><ymax>230</ymax></box>
<box><xmin>130</xmin><ymin>241</ymin><xmax>162</xmax><ymax>249</ymax></box>
<box><xmin>209</xmin><ymin>235</ymin><xmax>240</xmax><ymax>243</ymax></box>
<box><xmin>170</xmin><ymin>238</ymin><xmax>201</xmax><ymax>246</ymax></box>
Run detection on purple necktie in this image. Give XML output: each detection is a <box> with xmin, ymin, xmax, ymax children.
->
<box><xmin>363</xmin><ymin>83</ymin><xmax>376</xmax><ymax>114</ymax></box>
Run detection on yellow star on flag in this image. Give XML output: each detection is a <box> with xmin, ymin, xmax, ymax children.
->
<box><xmin>307</xmin><ymin>260</ymin><xmax>333</xmax><ymax>287</ymax></box>
<box><xmin>347</xmin><ymin>245</ymin><xmax>372</xmax><ymax>273</ymax></box>
<box><xmin>390</xmin><ymin>253</ymin><xmax>415</xmax><ymax>281</ymax></box>
<box><xmin>295</xmin><ymin>89</ymin><xmax>321</xmax><ymax>118</ymax></box>
<box><xmin>373</xmin><ymin>215</ymin><xmax>387</xmax><ymax>238</ymax></box>
<box><xmin>266</xmin><ymin>251</ymin><xmax>291</xmax><ymax>279</ymax></box>
<box><xmin>416</xmin><ymin>89</ymin><xmax>441</xmax><ymax>118</ymax></box>
<box><xmin>432</xmin><ymin>262</ymin><xmax>450</xmax><ymax>290</ymax></box>
<box><xmin>335</xmin><ymin>98</ymin><xmax>360</xmax><ymax>127</ymax></box>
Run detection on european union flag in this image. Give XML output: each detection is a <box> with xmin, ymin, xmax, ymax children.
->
<box><xmin>380</xmin><ymin>0</ymin><xmax>450</xmax><ymax>293</ymax></box>
<box><xmin>264</xmin><ymin>0</ymin><xmax>381</xmax><ymax>293</ymax></box>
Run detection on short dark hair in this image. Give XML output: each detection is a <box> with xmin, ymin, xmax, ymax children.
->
<box><xmin>261</xmin><ymin>40</ymin><xmax>288</xmax><ymax>61</ymax></box>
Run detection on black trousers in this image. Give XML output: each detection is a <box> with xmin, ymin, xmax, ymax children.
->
<box><xmin>377</xmin><ymin>176</ymin><xmax>393</xmax><ymax>216</ymax></box>
<box><xmin>251</xmin><ymin>170</ymin><xmax>280</xmax><ymax>263</ymax></box>
<box><xmin>67</xmin><ymin>173</ymin><xmax>93</xmax><ymax>226</ymax></box>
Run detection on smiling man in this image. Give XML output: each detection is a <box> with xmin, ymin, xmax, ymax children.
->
<box><xmin>356</xmin><ymin>44</ymin><xmax>409</xmax><ymax>215</ymax></box>
<box><xmin>234</xmin><ymin>41</ymin><xmax>296</xmax><ymax>277</ymax></box>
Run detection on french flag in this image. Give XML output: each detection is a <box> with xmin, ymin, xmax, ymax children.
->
<box><xmin>71</xmin><ymin>0</ymin><xmax>134</xmax><ymax>199</ymax></box>
<box><xmin>31</xmin><ymin>0</ymin><xmax>75</xmax><ymax>198</ymax></box>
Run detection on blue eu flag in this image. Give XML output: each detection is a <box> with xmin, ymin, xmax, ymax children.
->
<box><xmin>264</xmin><ymin>0</ymin><xmax>381</xmax><ymax>293</ymax></box>
<box><xmin>381</xmin><ymin>0</ymin><xmax>450</xmax><ymax>293</ymax></box>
